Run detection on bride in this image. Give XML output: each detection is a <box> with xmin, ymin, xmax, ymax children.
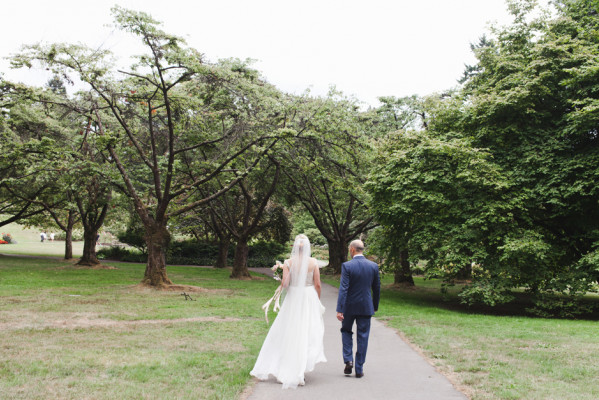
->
<box><xmin>250</xmin><ymin>234</ymin><xmax>327</xmax><ymax>389</ymax></box>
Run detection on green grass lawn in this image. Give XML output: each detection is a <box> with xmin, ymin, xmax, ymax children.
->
<box><xmin>3</xmin><ymin>233</ymin><xmax>599</xmax><ymax>400</ymax></box>
<box><xmin>324</xmin><ymin>274</ymin><xmax>599</xmax><ymax>400</ymax></box>
<box><xmin>0</xmin><ymin>255</ymin><xmax>281</xmax><ymax>400</ymax></box>
<box><xmin>1</xmin><ymin>221</ymin><xmax>85</xmax><ymax>257</ymax></box>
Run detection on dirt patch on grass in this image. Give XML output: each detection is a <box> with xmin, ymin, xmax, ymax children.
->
<box><xmin>130</xmin><ymin>283</ymin><xmax>234</xmax><ymax>295</ymax></box>
<box><xmin>54</xmin><ymin>262</ymin><xmax>118</xmax><ymax>270</ymax></box>
<box><xmin>0</xmin><ymin>312</ymin><xmax>241</xmax><ymax>331</ymax></box>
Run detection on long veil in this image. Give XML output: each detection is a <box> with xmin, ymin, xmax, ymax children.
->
<box><xmin>286</xmin><ymin>234</ymin><xmax>311</xmax><ymax>289</ymax></box>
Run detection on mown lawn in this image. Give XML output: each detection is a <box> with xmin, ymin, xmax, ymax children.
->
<box><xmin>0</xmin><ymin>255</ymin><xmax>280</xmax><ymax>400</ymax></box>
<box><xmin>324</xmin><ymin>274</ymin><xmax>599</xmax><ymax>400</ymax></box>
<box><xmin>0</xmin><ymin>221</ymin><xmax>85</xmax><ymax>258</ymax></box>
<box><xmin>3</xmin><ymin>239</ymin><xmax>598</xmax><ymax>400</ymax></box>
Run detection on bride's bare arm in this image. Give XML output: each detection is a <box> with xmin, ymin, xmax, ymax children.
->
<box><xmin>313</xmin><ymin>260</ymin><xmax>322</xmax><ymax>298</ymax></box>
<box><xmin>281</xmin><ymin>260</ymin><xmax>291</xmax><ymax>288</ymax></box>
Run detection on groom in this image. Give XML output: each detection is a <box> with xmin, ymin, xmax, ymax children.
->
<box><xmin>336</xmin><ymin>239</ymin><xmax>381</xmax><ymax>378</ymax></box>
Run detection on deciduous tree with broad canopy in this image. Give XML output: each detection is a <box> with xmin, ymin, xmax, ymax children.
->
<box><xmin>11</xmin><ymin>7</ymin><xmax>290</xmax><ymax>286</ymax></box>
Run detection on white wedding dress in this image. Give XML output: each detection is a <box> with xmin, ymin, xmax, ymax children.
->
<box><xmin>250</xmin><ymin>235</ymin><xmax>327</xmax><ymax>389</ymax></box>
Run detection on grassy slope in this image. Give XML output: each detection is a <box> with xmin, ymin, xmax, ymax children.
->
<box><xmin>0</xmin><ymin>256</ymin><xmax>280</xmax><ymax>400</ymax></box>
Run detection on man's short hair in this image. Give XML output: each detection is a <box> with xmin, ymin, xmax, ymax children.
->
<box><xmin>349</xmin><ymin>240</ymin><xmax>365</xmax><ymax>252</ymax></box>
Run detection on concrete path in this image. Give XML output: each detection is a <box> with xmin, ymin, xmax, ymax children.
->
<box><xmin>246</xmin><ymin>278</ymin><xmax>468</xmax><ymax>400</ymax></box>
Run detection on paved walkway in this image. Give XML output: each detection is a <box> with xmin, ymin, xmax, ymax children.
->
<box><xmin>246</xmin><ymin>277</ymin><xmax>468</xmax><ymax>400</ymax></box>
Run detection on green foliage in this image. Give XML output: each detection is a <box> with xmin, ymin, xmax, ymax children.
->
<box><xmin>97</xmin><ymin>246</ymin><xmax>145</xmax><ymax>263</ymax></box>
<box><xmin>257</xmin><ymin>205</ymin><xmax>292</xmax><ymax>245</ymax></box>
<box><xmin>116</xmin><ymin>212</ymin><xmax>147</xmax><ymax>253</ymax></box>
<box><xmin>9</xmin><ymin>6</ymin><xmax>290</xmax><ymax>282</ymax></box>
<box><xmin>368</xmin><ymin>0</ymin><xmax>599</xmax><ymax>312</ymax></box>
<box><xmin>54</xmin><ymin>230</ymin><xmax>83</xmax><ymax>241</ymax></box>
<box><xmin>278</xmin><ymin>92</ymin><xmax>376</xmax><ymax>272</ymax></box>
<box><xmin>246</xmin><ymin>240</ymin><xmax>287</xmax><ymax>268</ymax></box>
<box><xmin>98</xmin><ymin>239</ymin><xmax>286</xmax><ymax>268</ymax></box>
<box><xmin>289</xmin><ymin>208</ymin><xmax>327</xmax><ymax>246</ymax></box>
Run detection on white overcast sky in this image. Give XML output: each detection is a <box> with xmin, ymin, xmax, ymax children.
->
<box><xmin>0</xmin><ymin>0</ymin><xmax>549</xmax><ymax>107</ymax></box>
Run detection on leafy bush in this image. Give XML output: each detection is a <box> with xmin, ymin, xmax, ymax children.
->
<box><xmin>117</xmin><ymin>229</ymin><xmax>146</xmax><ymax>253</ymax></box>
<box><xmin>54</xmin><ymin>231</ymin><xmax>84</xmax><ymax>241</ymax></box>
<box><xmin>97</xmin><ymin>246</ymin><xmax>145</xmax><ymax>263</ymax></box>
<box><xmin>290</xmin><ymin>210</ymin><xmax>327</xmax><ymax>246</ymax></box>
<box><xmin>526</xmin><ymin>293</ymin><xmax>595</xmax><ymax>319</ymax></box>
<box><xmin>97</xmin><ymin>239</ymin><xmax>286</xmax><ymax>268</ymax></box>
<box><xmin>247</xmin><ymin>240</ymin><xmax>288</xmax><ymax>268</ymax></box>
<box><xmin>458</xmin><ymin>281</ymin><xmax>515</xmax><ymax>307</ymax></box>
<box><xmin>117</xmin><ymin>211</ymin><xmax>147</xmax><ymax>253</ymax></box>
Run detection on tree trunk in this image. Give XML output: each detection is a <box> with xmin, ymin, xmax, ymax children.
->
<box><xmin>231</xmin><ymin>238</ymin><xmax>251</xmax><ymax>279</ymax></box>
<box><xmin>215</xmin><ymin>237</ymin><xmax>230</xmax><ymax>269</ymax></box>
<box><xmin>328</xmin><ymin>239</ymin><xmax>348</xmax><ymax>275</ymax></box>
<box><xmin>64</xmin><ymin>228</ymin><xmax>73</xmax><ymax>260</ymax></box>
<box><xmin>77</xmin><ymin>228</ymin><xmax>100</xmax><ymax>266</ymax></box>
<box><xmin>141</xmin><ymin>223</ymin><xmax>173</xmax><ymax>287</ymax></box>
<box><xmin>64</xmin><ymin>211</ymin><xmax>76</xmax><ymax>260</ymax></box>
<box><xmin>394</xmin><ymin>249</ymin><xmax>415</xmax><ymax>286</ymax></box>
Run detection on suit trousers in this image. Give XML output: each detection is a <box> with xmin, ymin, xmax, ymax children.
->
<box><xmin>340</xmin><ymin>314</ymin><xmax>371</xmax><ymax>373</ymax></box>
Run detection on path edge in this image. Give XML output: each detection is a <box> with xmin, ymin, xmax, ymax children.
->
<box><xmin>377</xmin><ymin>318</ymin><xmax>474</xmax><ymax>400</ymax></box>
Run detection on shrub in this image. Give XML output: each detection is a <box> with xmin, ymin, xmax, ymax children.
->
<box><xmin>97</xmin><ymin>246</ymin><xmax>145</xmax><ymax>263</ymax></box>
<box><xmin>116</xmin><ymin>229</ymin><xmax>146</xmax><ymax>253</ymax></box>
<box><xmin>54</xmin><ymin>231</ymin><xmax>84</xmax><ymax>241</ymax></box>
<box><xmin>247</xmin><ymin>240</ymin><xmax>288</xmax><ymax>268</ymax></box>
<box><xmin>117</xmin><ymin>212</ymin><xmax>147</xmax><ymax>253</ymax></box>
<box><xmin>96</xmin><ymin>239</ymin><xmax>287</xmax><ymax>268</ymax></box>
<box><xmin>1</xmin><ymin>233</ymin><xmax>13</xmax><ymax>244</ymax></box>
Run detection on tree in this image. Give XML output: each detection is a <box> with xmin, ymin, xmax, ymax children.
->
<box><xmin>0</xmin><ymin>81</ymin><xmax>60</xmax><ymax>228</ymax></box>
<box><xmin>280</xmin><ymin>93</ymin><xmax>376</xmax><ymax>274</ymax></box>
<box><xmin>368</xmin><ymin>129</ymin><xmax>514</xmax><ymax>299</ymax></box>
<box><xmin>195</xmin><ymin>157</ymin><xmax>282</xmax><ymax>278</ymax></box>
<box><xmin>1</xmin><ymin>76</ymin><xmax>114</xmax><ymax>264</ymax></box>
<box><xmin>364</xmin><ymin>94</ymin><xmax>435</xmax><ymax>286</ymax></box>
<box><xmin>368</xmin><ymin>0</ymin><xmax>599</xmax><ymax>314</ymax></box>
<box><xmin>12</xmin><ymin>8</ymin><xmax>288</xmax><ymax>286</ymax></box>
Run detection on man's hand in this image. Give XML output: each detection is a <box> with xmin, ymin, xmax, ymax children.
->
<box><xmin>336</xmin><ymin>312</ymin><xmax>344</xmax><ymax>321</ymax></box>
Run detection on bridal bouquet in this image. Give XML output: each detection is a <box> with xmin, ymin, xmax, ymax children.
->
<box><xmin>261</xmin><ymin>261</ymin><xmax>284</xmax><ymax>324</ymax></box>
<box><xmin>271</xmin><ymin>261</ymin><xmax>284</xmax><ymax>281</ymax></box>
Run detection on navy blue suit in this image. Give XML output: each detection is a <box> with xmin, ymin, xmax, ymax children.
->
<box><xmin>336</xmin><ymin>255</ymin><xmax>381</xmax><ymax>374</ymax></box>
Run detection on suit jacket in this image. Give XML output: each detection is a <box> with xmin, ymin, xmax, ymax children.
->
<box><xmin>336</xmin><ymin>255</ymin><xmax>381</xmax><ymax>316</ymax></box>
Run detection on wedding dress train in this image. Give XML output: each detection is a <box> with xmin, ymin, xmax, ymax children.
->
<box><xmin>250</xmin><ymin>235</ymin><xmax>327</xmax><ymax>389</ymax></box>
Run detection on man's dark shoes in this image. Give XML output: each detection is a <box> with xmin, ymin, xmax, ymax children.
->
<box><xmin>355</xmin><ymin>372</ymin><xmax>364</xmax><ymax>378</ymax></box>
<box><xmin>344</xmin><ymin>361</ymin><xmax>353</xmax><ymax>375</ymax></box>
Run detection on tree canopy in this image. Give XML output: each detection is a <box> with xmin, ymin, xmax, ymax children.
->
<box><xmin>367</xmin><ymin>0</ymin><xmax>599</xmax><ymax>315</ymax></box>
